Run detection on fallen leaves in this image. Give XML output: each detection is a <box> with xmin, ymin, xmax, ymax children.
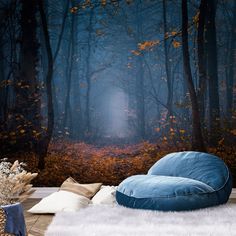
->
<box><xmin>70</xmin><ymin>6</ymin><xmax>78</xmax><ymax>13</ymax></box>
<box><xmin>172</xmin><ymin>40</ymin><xmax>181</xmax><ymax>48</ymax></box>
<box><xmin>131</xmin><ymin>50</ymin><xmax>141</xmax><ymax>56</ymax></box>
<box><xmin>3</xmin><ymin>139</ymin><xmax>236</xmax><ymax>187</ymax></box>
<box><xmin>231</xmin><ymin>129</ymin><xmax>236</xmax><ymax>136</ymax></box>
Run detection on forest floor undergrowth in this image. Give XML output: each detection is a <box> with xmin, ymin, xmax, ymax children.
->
<box><xmin>6</xmin><ymin>141</ymin><xmax>236</xmax><ymax>187</ymax></box>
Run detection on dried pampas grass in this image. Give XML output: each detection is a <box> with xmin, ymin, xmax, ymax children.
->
<box><xmin>0</xmin><ymin>159</ymin><xmax>38</xmax><ymax>205</ymax></box>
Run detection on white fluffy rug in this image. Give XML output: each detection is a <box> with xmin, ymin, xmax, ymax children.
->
<box><xmin>46</xmin><ymin>204</ymin><xmax>236</xmax><ymax>236</ymax></box>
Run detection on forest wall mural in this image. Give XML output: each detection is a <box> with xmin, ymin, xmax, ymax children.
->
<box><xmin>0</xmin><ymin>0</ymin><xmax>235</xmax><ymax>186</ymax></box>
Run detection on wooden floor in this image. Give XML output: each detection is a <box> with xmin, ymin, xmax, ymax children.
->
<box><xmin>22</xmin><ymin>188</ymin><xmax>58</xmax><ymax>235</ymax></box>
<box><xmin>23</xmin><ymin>199</ymin><xmax>53</xmax><ymax>236</ymax></box>
<box><xmin>22</xmin><ymin>188</ymin><xmax>236</xmax><ymax>236</ymax></box>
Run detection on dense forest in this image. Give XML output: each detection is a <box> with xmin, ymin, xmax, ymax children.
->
<box><xmin>0</xmin><ymin>0</ymin><xmax>235</xmax><ymax>186</ymax></box>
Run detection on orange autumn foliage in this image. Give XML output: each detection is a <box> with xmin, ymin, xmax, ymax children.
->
<box><xmin>5</xmin><ymin>141</ymin><xmax>236</xmax><ymax>187</ymax></box>
<box><xmin>138</xmin><ymin>40</ymin><xmax>160</xmax><ymax>51</ymax></box>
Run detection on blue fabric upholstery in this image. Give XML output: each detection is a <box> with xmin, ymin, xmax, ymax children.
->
<box><xmin>116</xmin><ymin>151</ymin><xmax>232</xmax><ymax>211</ymax></box>
<box><xmin>2</xmin><ymin>203</ymin><xmax>26</xmax><ymax>236</ymax></box>
<box><xmin>148</xmin><ymin>151</ymin><xmax>229</xmax><ymax>190</ymax></box>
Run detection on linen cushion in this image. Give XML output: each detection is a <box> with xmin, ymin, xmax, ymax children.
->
<box><xmin>92</xmin><ymin>186</ymin><xmax>117</xmax><ymax>205</ymax></box>
<box><xmin>60</xmin><ymin>177</ymin><xmax>102</xmax><ymax>199</ymax></box>
<box><xmin>116</xmin><ymin>151</ymin><xmax>232</xmax><ymax>211</ymax></box>
<box><xmin>28</xmin><ymin>190</ymin><xmax>91</xmax><ymax>214</ymax></box>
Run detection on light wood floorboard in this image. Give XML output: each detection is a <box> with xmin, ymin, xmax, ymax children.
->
<box><xmin>23</xmin><ymin>199</ymin><xmax>53</xmax><ymax>236</ymax></box>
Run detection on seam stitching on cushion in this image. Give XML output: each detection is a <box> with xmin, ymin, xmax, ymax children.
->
<box><xmin>117</xmin><ymin>187</ymin><xmax>220</xmax><ymax>199</ymax></box>
<box><xmin>212</xmin><ymin>162</ymin><xmax>230</xmax><ymax>192</ymax></box>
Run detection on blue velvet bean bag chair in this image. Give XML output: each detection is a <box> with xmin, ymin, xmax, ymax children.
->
<box><xmin>116</xmin><ymin>151</ymin><xmax>232</xmax><ymax>211</ymax></box>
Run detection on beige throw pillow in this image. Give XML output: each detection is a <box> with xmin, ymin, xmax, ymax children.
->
<box><xmin>60</xmin><ymin>177</ymin><xmax>102</xmax><ymax>199</ymax></box>
<box><xmin>28</xmin><ymin>190</ymin><xmax>90</xmax><ymax>214</ymax></box>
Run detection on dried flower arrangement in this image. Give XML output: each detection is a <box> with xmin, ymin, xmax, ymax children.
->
<box><xmin>0</xmin><ymin>159</ymin><xmax>38</xmax><ymax>206</ymax></box>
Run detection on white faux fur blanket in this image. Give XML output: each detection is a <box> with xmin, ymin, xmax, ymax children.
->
<box><xmin>46</xmin><ymin>203</ymin><xmax>236</xmax><ymax>236</ymax></box>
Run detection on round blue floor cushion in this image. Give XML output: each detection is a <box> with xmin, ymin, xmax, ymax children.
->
<box><xmin>116</xmin><ymin>151</ymin><xmax>232</xmax><ymax>211</ymax></box>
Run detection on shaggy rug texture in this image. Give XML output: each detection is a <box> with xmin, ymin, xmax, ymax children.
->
<box><xmin>45</xmin><ymin>203</ymin><xmax>236</xmax><ymax>236</ymax></box>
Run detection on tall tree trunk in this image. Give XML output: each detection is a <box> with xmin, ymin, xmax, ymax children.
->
<box><xmin>182</xmin><ymin>0</ymin><xmax>205</xmax><ymax>151</ymax></box>
<box><xmin>135</xmin><ymin>56</ymin><xmax>145</xmax><ymax>139</ymax></box>
<box><xmin>162</xmin><ymin>0</ymin><xmax>173</xmax><ymax>120</ymax></box>
<box><xmin>52</xmin><ymin>0</ymin><xmax>70</xmax><ymax>126</ymax></box>
<box><xmin>197</xmin><ymin>0</ymin><xmax>207</xmax><ymax>123</ymax></box>
<box><xmin>71</xmin><ymin>10</ymin><xmax>82</xmax><ymax>139</ymax></box>
<box><xmin>205</xmin><ymin>0</ymin><xmax>221</xmax><ymax>145</ymax></box>
<box><xmin>85</xmin><ymin>8</ymin><xmax>94</xmax><ymax>138</ymax></box>
<box><xmin>37</xmin><ymin>0</ymin><xmax>54</xmax><ymax>170</ymax></box>
<box><xmin>135</xmin><ymin>0</ymin><xmax>145</xmax><ymax>139</ymax></box>
<box><xmin>0</xmin><ymin>36</ymin><xmax>5</xmax><ymax>124</ymax></box>
<box><xmin>64</xmin><ymin>11</ymin><xmax>75</xmax><ymax>131</ymax></box>
<box><xmin>3</xmin><ymin>1</ymin><xmax>18</xmax><ymax>129</ymax></box>
<box><xmin>52</xmin><ymin>0</ymin><xmax>69</xmax><ymax>63</ymax></box>
<box><xmin>182</xmin><ymin>68</ymin><xmax>190</xmax><ymax>127</ymax></box>
<box><xmin>226</xmin><ymin>1</ymin><xmax>236</xmax><ymax>123</ymax></box>
<box><xmin>15</xmin><ymin>0</ymin><xmax>40</xmax><ymax>150</ymax></box>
